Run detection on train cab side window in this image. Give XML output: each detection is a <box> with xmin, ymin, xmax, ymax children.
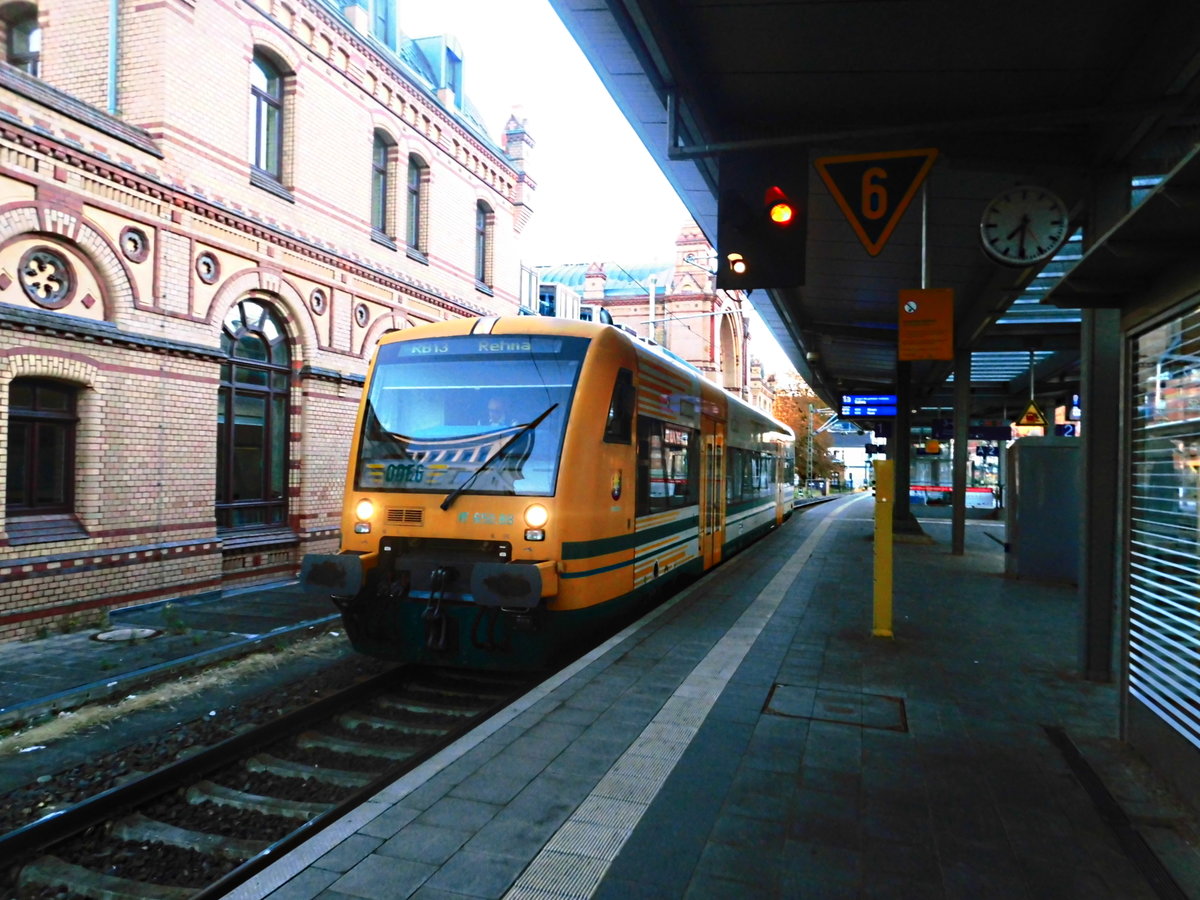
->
<box><xmin>604</xmin><ymin>368</ymin><xmax>634</xmax><ymax>443</ymax></box>
<box><xmin>636</xmin><ymin>416</ymin><xmax>698</xmax><ymax>515</ymax></box>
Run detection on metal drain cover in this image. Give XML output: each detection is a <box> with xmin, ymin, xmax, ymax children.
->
<box><xmin>92</xmin><ymin>627</ymin><xmax>161</xmax><ymax>643</ymax></box>
<box><xmin>765</xmin><ymin>684</ymin><xmax>907</xmax><ymax>732</ymax></box>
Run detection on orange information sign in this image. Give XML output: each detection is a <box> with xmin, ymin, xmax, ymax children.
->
<box><xmin>898</xmin><ymin>288</ymin><xmax>954</xmax><ymax>361</ymax></box>
<box><xmin>1015</xmin><ymin>400</ymin><xmax>1049</xmax><ymax>427</ymax></box>
<box><xmin>813</xmin><ymin>148</ymin><xmax>938</xmax><ymax>256</ymax></box>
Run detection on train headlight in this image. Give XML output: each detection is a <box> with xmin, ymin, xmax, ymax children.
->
<box><xmin>524</xmin><ymin>504</ymin><xmax>549</xmax><ymax>528</ymax></box>
<box><xmin>353</xmin><ymin>498</ymin><xmax>374</xmax><ymax>534</ymax></box>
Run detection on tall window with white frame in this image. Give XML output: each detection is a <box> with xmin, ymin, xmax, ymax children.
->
<box><xmin>371</xmin><ymin>131</ymin><xmax>397</xmax><ymax>245</ymax></box>
<box><xmin>406</xmin><ymin>154</ymin><xmax>427</xmax><ymax>257</ymax></box>
<box><xmin>216</xmin><ymin>300</ymin><xmax>291</xmax><ymax>531</ymax></box>
<box><xmin>6</xmin><ymin>378</ymin><xmax>76</xmax><ymax>516</ymax></box>
<box><xmin>475</xmin><ymin>200</ymin><xmax>492</xmax><ymax>290</ymax></box>
<box><xmin>5</xmin><ymin>7</ymin><xmax>38</xmax><ymax>76</ymax></box>
<box><xmin>250</xmin><ymin>52</ymin><xmax>284</xmax><ymax>182</ymax></box>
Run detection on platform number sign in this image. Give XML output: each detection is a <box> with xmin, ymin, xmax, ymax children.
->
<box><xmin>814</xmin><ymin>149</ymin><xmax>938</xmax><ymax>257</ymax></box>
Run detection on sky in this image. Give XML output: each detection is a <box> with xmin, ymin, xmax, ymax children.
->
<box><xmin>398</xmin><ymin>0</ymin><xmax>793</xmax><ymax>374</ymax></box>
<box><xmin>400</xmin><ymin>0</ymin><xmax>691</xmax><ymax>267</ymax></box>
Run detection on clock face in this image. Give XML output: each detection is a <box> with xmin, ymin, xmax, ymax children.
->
<box><xmin>979</xmin><ymin>186</ymin><xmax>1069</xmax><ymax>266</ymax></box>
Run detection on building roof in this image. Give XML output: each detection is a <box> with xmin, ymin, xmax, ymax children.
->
<box><xmin>535</xmin><ymin>262</ymin><xmax>674</xmax><ymax>298</ymax></box>
<box><xmin>313</xmin><ymin>1</ymin><xmax>504</xmax><ymax>157</ymax></box>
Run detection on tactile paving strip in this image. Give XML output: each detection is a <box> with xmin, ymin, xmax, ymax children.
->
<box><xmin>502</xmin><ymin>500</ymin><xmax>859</xmax><ymax>899</ymax></box>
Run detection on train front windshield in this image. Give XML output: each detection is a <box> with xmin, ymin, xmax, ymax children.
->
<box><xmin>355</xmin><ymin>334</ymin><xmax>588</xmax><ymax>497</ymax></box>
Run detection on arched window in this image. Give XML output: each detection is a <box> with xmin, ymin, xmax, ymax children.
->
<box><xmin>406</xmin><ymin>154</ymin><xmax>428</xmax><ymax>256</ymax></box>
<box><xmin>371</xmin><ymin>130</ymin><xmax>395</xmax><ymax>243</ymax></box>
<box><xmin>475</xmin><ymin>200</ymin><xmax>493</xmax><ymax>290</ymax></box>
<box><xmin>216</xmin><ymin>300</ymin><xmax>290</xmax><ymax>530</ymax></box>
<box><xmin>250</xmin><ymin>52</ymin><xmax>284</xmax><ymax>180</ymax></box>
<box><xmin>6</xmin><ymin>378</ymin><xmax>76</xmax><ymax>514</ymax></box>
<box><xmin>6</xmin><ymin>10</ymin><xmax>39</xmax><ymax>76</ymax></box>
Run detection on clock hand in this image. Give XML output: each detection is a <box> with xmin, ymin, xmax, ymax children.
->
<box><xmin>1007</xmin><ymin>212</ymin><xmax>1032</xmax><ymax>242</ymax></box>
<box><xmin>1024</xmin><ymin>222</ymin><xmax>1042</xmax><ymax>252</ymax></box>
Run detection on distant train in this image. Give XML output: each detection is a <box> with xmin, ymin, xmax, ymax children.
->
<box><xmin>303</xmin><ymin>315</ymin><xmax>795</xmax><ymax>669</ymax></box>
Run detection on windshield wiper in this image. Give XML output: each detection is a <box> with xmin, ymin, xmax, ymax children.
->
<box><xmin>440</xmin><ymin>403</ymin><xmax>558</xmax><ymax>512</ymax></box>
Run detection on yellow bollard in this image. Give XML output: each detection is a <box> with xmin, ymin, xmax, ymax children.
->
<box><xmin>872</xmin><ymin>460</ymin><xmax>894</xmax><ymax>638</ymax></box>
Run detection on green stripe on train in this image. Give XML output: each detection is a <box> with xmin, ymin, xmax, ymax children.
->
<box><xmin>561</xmin><ymin>531</ymin><xmax>699</xmax><ymax>578</ymax></box>
<box><xmin>561</xmin><ymin>514</ymin><xmax>699</xmax><ymax>560</ymax></box>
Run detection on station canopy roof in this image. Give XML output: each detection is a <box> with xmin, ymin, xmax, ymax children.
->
<box><xmin>548</xmin><ymin>0</ymin><xmax>1200</xmax><ymax>422</ymax></box>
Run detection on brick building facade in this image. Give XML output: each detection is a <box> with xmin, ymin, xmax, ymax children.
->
<box><xmin>0</xmin><ymin>0</ymin><xmax>531</xmax><ymax>640</ymax></box>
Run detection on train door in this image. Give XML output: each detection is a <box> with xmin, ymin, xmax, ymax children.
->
<box><xmin>701</xmin><ymin>415</ymin><xmax>726</xmax><ymax>568</ymax></box>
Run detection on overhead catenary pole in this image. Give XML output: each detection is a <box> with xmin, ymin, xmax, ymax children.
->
<box><xmin>807</xmin><ymin>403</ymin><xmax>814</xmax><ymax>494</ymax></box>
<box><xmin>647</xmin><ymin>275</ymin><xmax>657</xmax><ymax>343</ymax></box>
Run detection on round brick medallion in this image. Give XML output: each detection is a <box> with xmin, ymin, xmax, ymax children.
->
<box><xmin>196</xmin><ymin>251</ymin><xmax>220</xmax><ymax>285</ymax></box>
<box><xmin>120</xmin><ymin>226</ymin><xmax>149</xmax><ymax>263</ymax></box>
<box><xmin>19</xmin><ymin>246</ymin><xmax>75</xmax><ymax>309</ymax></box>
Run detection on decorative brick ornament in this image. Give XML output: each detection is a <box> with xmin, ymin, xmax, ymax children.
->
<box><xmin>196</xmin><ymin>252</ymin><xmax>220</xmax><ymax>284</ymax></box>
<box><xmin>19</xmin><ymin>246</ymin><xmax>75</xmax><ymax>309</ymax></box>
<box><xmin>120</xmin><ymin>227</ymin><xmax>149</xmax><ymax>263</ymax></box>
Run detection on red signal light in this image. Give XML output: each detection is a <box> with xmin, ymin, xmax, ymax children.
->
<box><xmin>716</xmin><ymin>153</ymin><xmax>807</xmax><ymax>288</ymax></box>
<box><xmin>765</xmin><ymin>186</ymin><xmax>794</xmax><ymax>225</ymax></box>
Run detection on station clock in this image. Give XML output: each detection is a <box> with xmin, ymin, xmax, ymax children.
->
<box><xmin>979</xmin><ymin>186</ymin><xmax>1070</xmax><ymax>266</ymax></box>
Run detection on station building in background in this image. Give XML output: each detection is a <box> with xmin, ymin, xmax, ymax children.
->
<box><xmin>0</xmin><ymin>0</ymin><xmax>531</xmax><ymax>639</ymax></box>
<box><xmin>536</xmin><ymin>224</ymin><xmax>776</xmax><ymax>410</ymax></box>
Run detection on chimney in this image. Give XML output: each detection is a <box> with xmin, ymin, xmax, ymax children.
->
<box><xmin>503</xmin><ymin>112</ymin><xmax>534</xmax><ymax>171</ymax></box>
<box><xmin>583</xmin><ymin>262</ymin><xmax>607</xmax><ymax>301</ymax></box>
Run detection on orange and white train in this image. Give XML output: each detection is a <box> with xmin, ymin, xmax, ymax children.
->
<box><xmin>304</xmin><ymin>315</ymin><xmax>795</xmax><ymax>668</ymax></box>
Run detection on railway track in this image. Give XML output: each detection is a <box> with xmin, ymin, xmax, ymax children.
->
<box><xmin>1</xmin><ymin>666</ymin><xmax>534</xmax><ymax>899</ymax></box>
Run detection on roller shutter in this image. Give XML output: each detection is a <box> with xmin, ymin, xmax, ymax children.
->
<box><xmin>1128</xmin><ymin>305</ymin><xmax>1200</xmax><ymax>749</ymax></box>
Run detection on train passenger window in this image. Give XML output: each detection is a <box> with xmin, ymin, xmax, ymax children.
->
<box><xmin>636</xmin><ymin>416</ymin><xmax>698</xmax><ymax>515</ymax></box>
<box><xmin>741</xmin><ymin>450</ymin><xmax>758</xmax><ymax>496</ymax></box>
<box><xmin>604</xmin><ymin>368</ymin><xmax>634</xmax><ymax>444</ymax></box>
<box><xmin>757</xmin><ymin>452</ymin><xmax>772</xmax><ymax>492</ymax></box>
<box><xmin>726</xmin><ymin>448</ymin><xmax>743</xmax><ymax>503</ymax></box>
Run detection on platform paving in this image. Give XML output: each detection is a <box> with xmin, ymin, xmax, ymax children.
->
<box><xmin>221</xmin><ymin>495</ymin><xmax>1200</xmax><ymax>900</ymax></box>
